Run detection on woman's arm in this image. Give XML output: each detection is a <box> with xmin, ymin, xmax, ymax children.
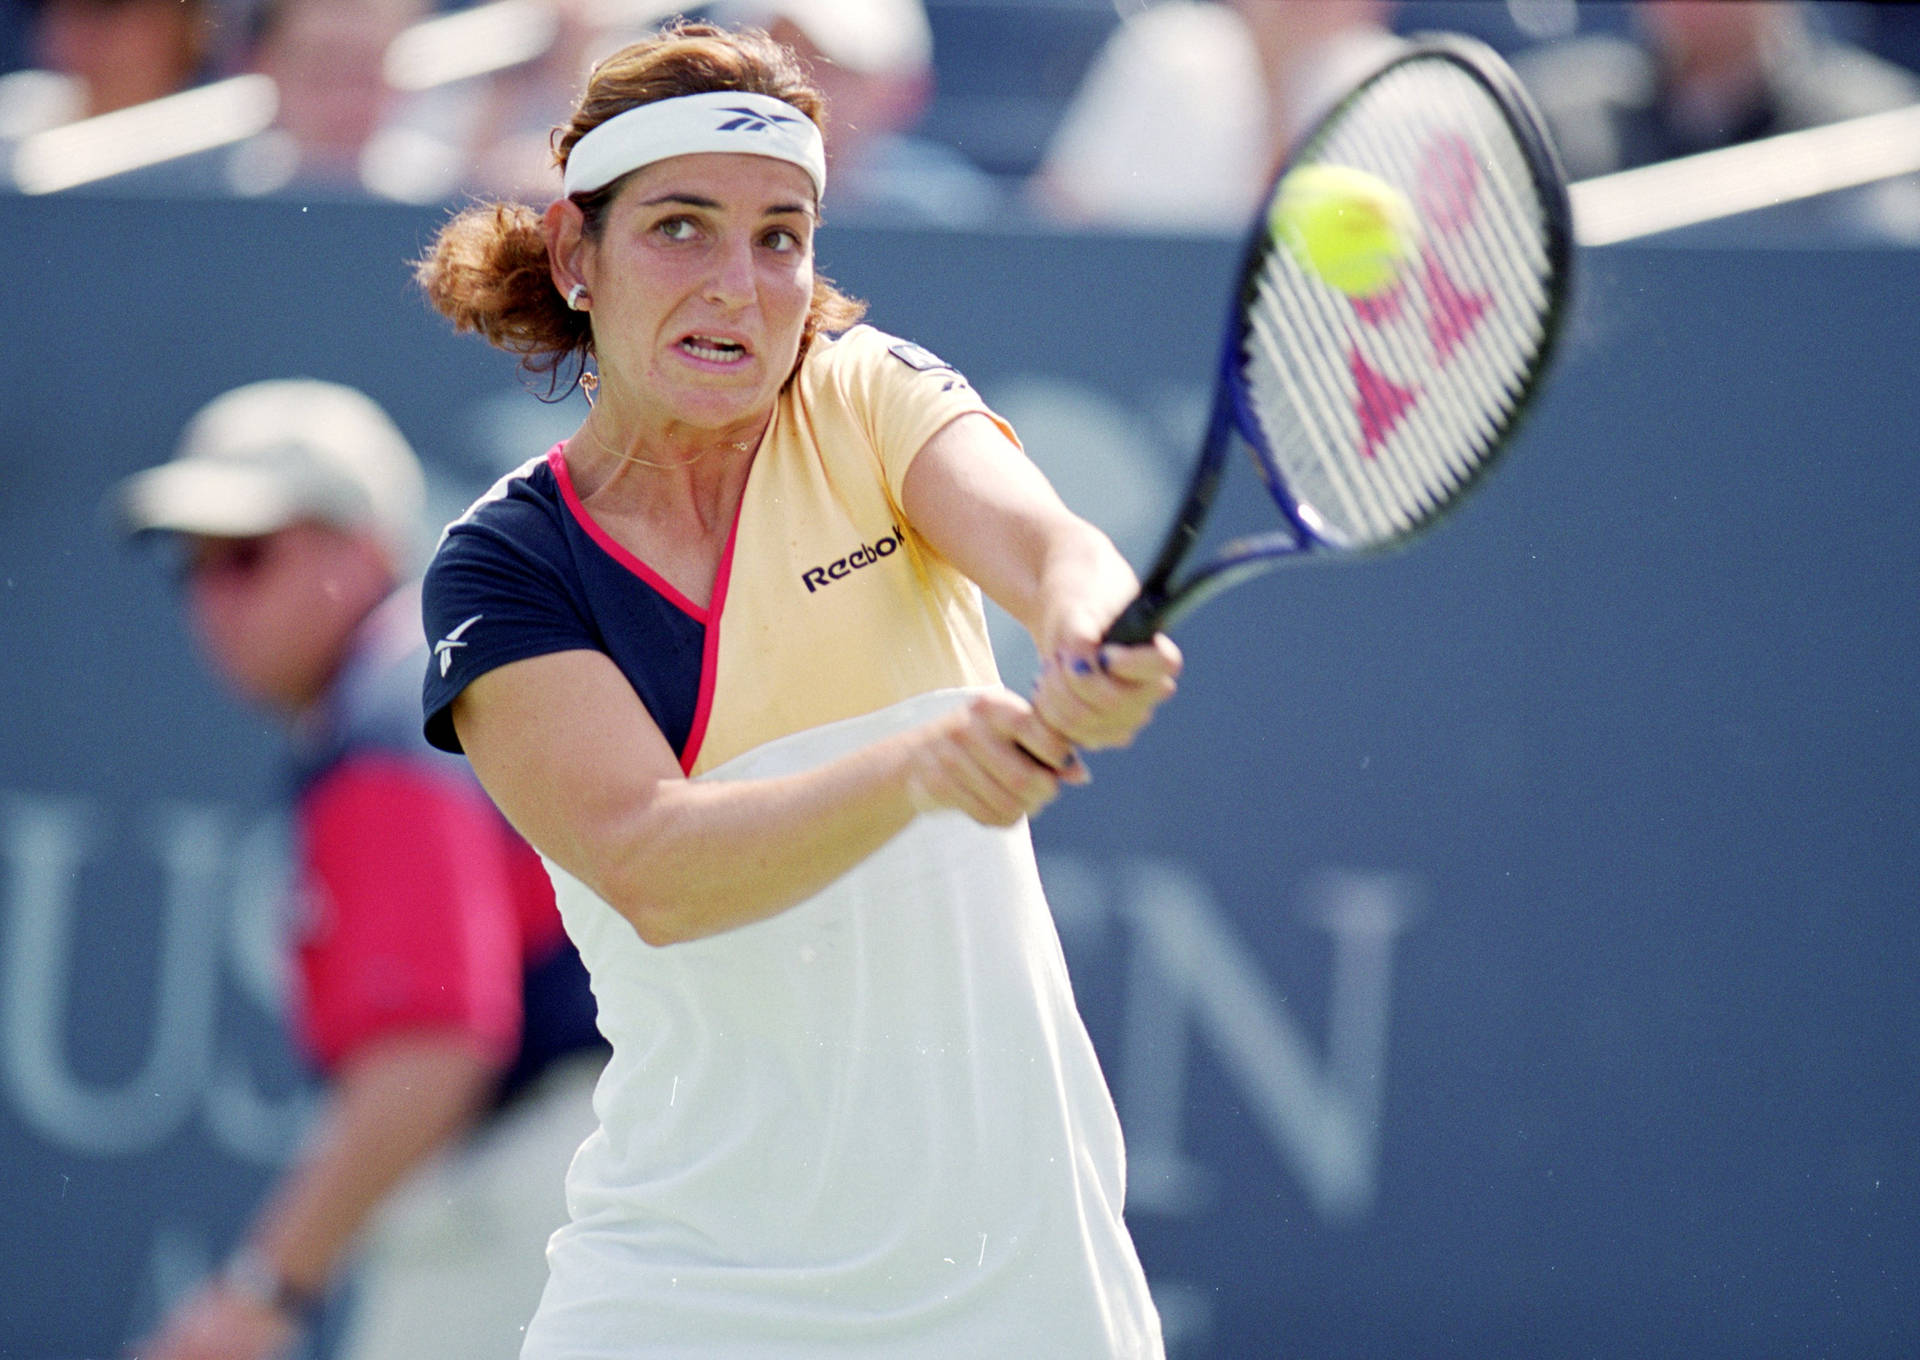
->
<box><xmin>451</xmin><ymin>647</ymin><xmax>1081</xmax><ymax>947</ymax></box>
<box><xmin>901</xmin><ymin>412</ymin><xmax>1181</xmax><ymax>751</ymax></box>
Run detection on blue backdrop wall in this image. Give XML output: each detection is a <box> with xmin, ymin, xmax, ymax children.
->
<box><xmin>0</xmin><ymin>195</ymin><xmax>1915</xmax><ymax>1359</ymax></box>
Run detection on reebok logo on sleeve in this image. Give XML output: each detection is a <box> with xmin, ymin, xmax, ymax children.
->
<box><xmin>435</xmin><ymin>615</ymin><xmax>483</xmax><ymax>676</ymax></box>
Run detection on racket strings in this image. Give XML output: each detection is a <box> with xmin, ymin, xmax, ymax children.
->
<box><xmin>1316</xmin><ymin>73</ymin><xmax>1537</xmax><ymax>494</ymax></box>
<box><xmin>1251</xmin><ymin>266</ymin><xmax>1422</xmax><ymax>539</ymax></box>
<box><xmin>1320</xmin><ymin>68</ymin><xmax>1526</xmax><ymax>497</ymax></box>
<box><xmin>1239</xmin><ymin>55</ymin><xmax>1558</xmax><ymax>548</ymax></box>
<box><xmin>1348</xmin><ymin>64</ymin><xmax>1553</xmax><ymax>390</ymax></box>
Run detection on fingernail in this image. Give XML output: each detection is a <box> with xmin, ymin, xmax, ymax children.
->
<box><xmin>1071</xmin><ymin>656</ymin><xmax>1095</xmax><ymax>676</ymax></box>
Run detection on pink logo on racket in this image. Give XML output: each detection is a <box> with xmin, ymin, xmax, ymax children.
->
<box><xmin>1348</xmin><ymin>133</ymin><xmax>1495</xmax><ymax>459</ymax></box>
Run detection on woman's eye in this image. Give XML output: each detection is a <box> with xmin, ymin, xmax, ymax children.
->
<box><xmin>655</xmin><ymin>217</ymin><xmax>698</xmax><ymax>241</ymax></box>
<box><xmin>763</xmin><ymin>227</ymin><xmax>802</xmax><ymax>252</ymax></box>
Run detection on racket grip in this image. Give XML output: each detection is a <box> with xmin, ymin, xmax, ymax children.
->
<box><xmin>1103</xmin><ymin>592</ymin><xmax>1165</xmax><ymax>646</ymax></box>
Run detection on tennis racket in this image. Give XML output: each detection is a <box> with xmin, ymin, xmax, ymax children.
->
<box><xmin>1104</xmin><ymin>33</ymin><xmax>1573</xmax><ymax>646</ymax></box>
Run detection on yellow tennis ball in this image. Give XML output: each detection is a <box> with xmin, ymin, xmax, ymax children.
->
<box><xmin>1270</xmin><ymin>163</ymin><xmax>1418</xmax><ymax>298</ymax></box>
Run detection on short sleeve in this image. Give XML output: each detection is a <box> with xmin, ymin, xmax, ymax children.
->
<box><xmin>421</xmin><ymin>502</ymin><xmax>597</xmax><ymax>754</ymax></box>
<box><xmin>827</xmin><ymin>326</ymin><xmax>1021</xmax><ymax>509</ymax></box>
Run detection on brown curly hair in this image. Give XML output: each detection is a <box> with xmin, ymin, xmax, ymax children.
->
<box><xmin>414</xmin><ymin>21</ymin><xmax>866</xmax><ymax>395</ymax></box>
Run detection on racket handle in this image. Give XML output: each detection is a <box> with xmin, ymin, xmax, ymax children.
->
<box><xmin>1103</xmin><ymin>591</ymin><xmax>1166</xmax><ymax>646</ymax></box>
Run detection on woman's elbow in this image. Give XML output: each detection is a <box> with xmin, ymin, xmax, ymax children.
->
<box><xmin>588</xmin><ymin>871</ymin><xmax>693</xmax><ymax>948</ymax></box>
<box><xmin>587</xmin><ymin>857</ymin><xmax>715</xmax><ymax>948</ymax></box>
<box><xmin>624</xmin><ymin>904</ymin><xmax>700</xmax><ymax>948</ymax></box>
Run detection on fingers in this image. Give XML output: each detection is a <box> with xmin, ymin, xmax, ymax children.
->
<box><xmin>904</xmin><ymin>637</ymin><xmax>1182</xmax><ymax>830</ymax></box>
<box><xmin>1032</xmin><ymin>634</ymin><xmax>1182</xmax><ymax>751</ymax></box>
<box><xmin>908</xmin><ymin>692</ymin><xmax>1083</xmax><ymax>827</ymax></box>
<box><xmin>1100</xmin><ymin>632</ymin><xmax>1184</xmax><ymax>683</ymax></box>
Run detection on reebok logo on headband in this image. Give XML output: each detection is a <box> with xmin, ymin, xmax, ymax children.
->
<box><xmin>715</xmin><ymin>105</ymin><xmax>805</xmax><ymax>135</ymax></box>
<box><xmin>563</xmin><ymin>91</ymin><xmax>828</xmax><ymax>200</ymax></box>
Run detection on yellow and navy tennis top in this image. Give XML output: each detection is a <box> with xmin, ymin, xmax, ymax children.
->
<box><xmin>421</xmin><ymin>324</ymin><xmax>1163</xmax><ymax>1357</ymax></box>
<box><xmin>422</xmin><ymin>324</ymin><xmax>1002</xmax><ymax>770</ymax></box>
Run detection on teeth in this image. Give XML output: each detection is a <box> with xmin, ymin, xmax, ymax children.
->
<box><xmin>682</xmin><ymin>336</ymin><xmax>745</xmax><ymax>362</ymax></box>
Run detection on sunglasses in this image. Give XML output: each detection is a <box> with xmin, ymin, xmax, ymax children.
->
<box><xmin>176</xmin><ymin>534</ymin><xmax>280</xmax><ymax>583</ymax></box>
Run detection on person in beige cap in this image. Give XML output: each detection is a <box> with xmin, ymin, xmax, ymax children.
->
<box><xmin>120</xmin><ymin>379</ymin><xmax>605</xmax><ymax>1360</ymax></box>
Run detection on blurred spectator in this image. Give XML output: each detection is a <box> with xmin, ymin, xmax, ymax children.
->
<box><xmin>7</xmin><ymin>0</ymin><xmax>435</xmax><ymax>196</ymax></box>
<box><xmin>1514</xmin><ymin>0</ymin><xmax>1920</xmax><ymax>238</ymax></box>
<box><xmin>1029</xmin><ymin>0</ymin><xmax>1400</xmax><ymax>232</ymax></box>
<box><xmin>394</xmin><ymin>0</ymin><xmax>674</xmax><ymax>204</ymax></box>
<box><xmin>0</xmin><ymin>0</ymin><xmax>215</xmax><ymax>149</ymax></box>
<box><xmin>225</xmin><ymin>0</ymin><xmax>430</xmax><ymax>196</ymax></box>
<box><xmin>1518</xmin><ymin>0</ymin><xmax>1920</xmax><ymax>176</ymax></box>
<box><xmin>708</xmin><ymin>0</ymin><xmax>998</xmax><ymax>223</ymax></box>
<box><xmin>116</xmin><ymin>379</ymin><xmax>605</xmax><ymax>1360</ymax></box>
<box><xmin>386</xmin><ymin>0</ymin><xmax>997</xmax><ymax>218</ymax></box>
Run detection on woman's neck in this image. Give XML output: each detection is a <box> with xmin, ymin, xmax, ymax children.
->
<box><xmin>566</xmin><ymin>394</ymin><xmax>769</xmax><ymax>529</ymax></box>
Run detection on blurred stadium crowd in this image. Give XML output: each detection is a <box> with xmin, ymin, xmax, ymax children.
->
<box><xmin>1</xmin><ymin>0</ymin><xmax>1916</xmax><ymax>229</ymax></box>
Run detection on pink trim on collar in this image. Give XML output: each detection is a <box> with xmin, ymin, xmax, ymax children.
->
<box><xmin>548</xmin><ymin>445</ymin><xmax>707</xmax><ymax>622</ymax></box>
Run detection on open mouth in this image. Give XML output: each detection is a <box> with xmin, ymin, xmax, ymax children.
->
<box><xmin>679</xmin><ymin>334</ymin><xmax>749</xmax><ymax>364</ymax></box>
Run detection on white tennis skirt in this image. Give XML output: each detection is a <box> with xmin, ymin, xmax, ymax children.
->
<box><xmin>522</xmin><ymin>689</ymin><xmax>1163</xmax><ymax>1359</ymax></box>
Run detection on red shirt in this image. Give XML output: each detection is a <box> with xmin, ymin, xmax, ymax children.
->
<box><xmin>294</xmin><ymin>752</ymin><xmax>564</xmax><ymax>1072</ymax></box>
<box><xmin>288</xmin><ymin>588</ymin><xmax>598</xmax><ymax>1091</ymax></box>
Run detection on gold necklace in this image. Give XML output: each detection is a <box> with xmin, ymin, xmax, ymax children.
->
<box><xmin>577</xmin><ymin>371</ymin><xmax>759</xmax><ymax>471</ymax></box>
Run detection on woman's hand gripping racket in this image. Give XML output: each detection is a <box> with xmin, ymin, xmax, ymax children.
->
<box><xmin>1104</xmin><ymin>33</ymin><xmax>1574</xmax><ymax>646</ymax></box>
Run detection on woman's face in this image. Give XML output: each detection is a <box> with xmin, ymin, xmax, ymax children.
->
<box><xmin>574</xmin><ymin>150</ymin><xmax>817</xmax><ymax>438</ymax></box>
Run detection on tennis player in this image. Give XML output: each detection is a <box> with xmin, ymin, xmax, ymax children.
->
<box><xmin>414</xmin><ymin>20</ymin><xmax>1180</xmax><ymax>1357</ymax></box>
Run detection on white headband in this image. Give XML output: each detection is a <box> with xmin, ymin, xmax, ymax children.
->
<box><xmin>563</xmin><ymin>91</ymin><xmax>826</xmax><ymax>201</ymax></box>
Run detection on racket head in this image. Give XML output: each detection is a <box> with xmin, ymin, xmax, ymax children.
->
<box><xmin>1227</xmin><ymin>33</ymin><xmax>1573</xmax><ymax>555</ymax></box>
